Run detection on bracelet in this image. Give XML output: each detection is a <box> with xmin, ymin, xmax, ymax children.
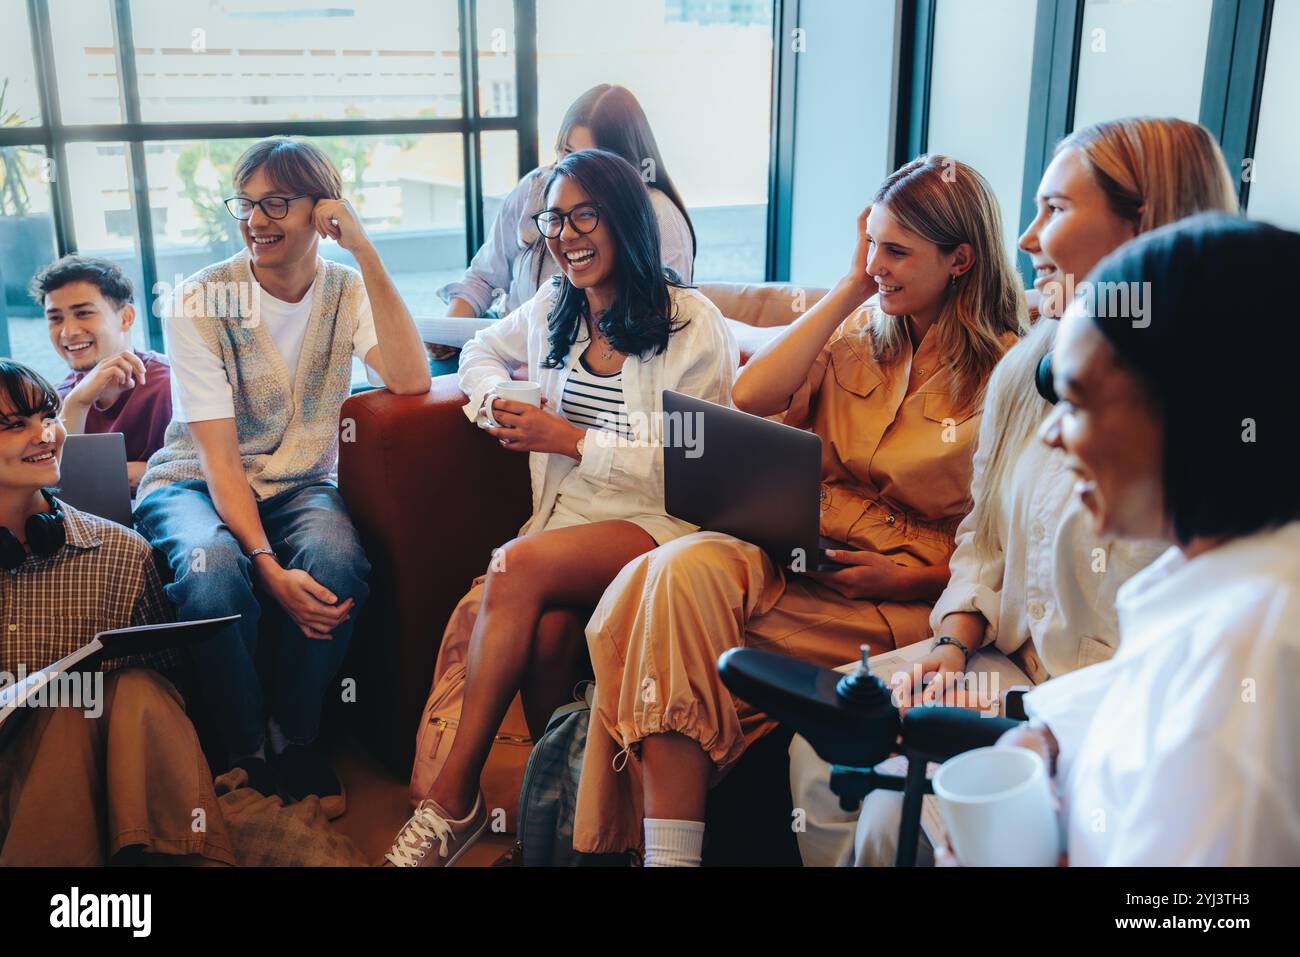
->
<box><xmin>932</xmin><ymin>635</ymin><xmax>971</xmax><ymax>667</ymax></box>
<box><xmin>247</xmin><ymin>547</ymin><xmax>278</xmax><ymax>564</ymax></box>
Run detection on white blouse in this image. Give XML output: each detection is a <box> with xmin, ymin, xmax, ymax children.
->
<box><xmin>930</xmin><ymin>402</ymin><xmax>1163</xmax><ymax>678</ymax></box>
<box><xmin>1026</xmin><ymin>520</ymin><xmax>1300</xmax><ymax>865</ymax></box>
<box><xmin>458</xmin><ymin>281</ymin><xmax>738</xmax><ymax>546</ymax></box>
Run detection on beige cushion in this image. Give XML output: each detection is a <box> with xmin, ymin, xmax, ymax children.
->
<box><xmin>698</xmin><ymin>282</ymin><xmax>830</xmax><ymax>328</ymax></box>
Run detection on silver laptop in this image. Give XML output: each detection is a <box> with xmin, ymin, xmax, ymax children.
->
<box><xmin>57</xmin><ymin>432</ymin><xmax>134</xmax><ymax>528</ymax></box>
<box><xmin>663</xmin><ymin>390</ymin><xmax>849</xmax><ymax>572</ymax></box>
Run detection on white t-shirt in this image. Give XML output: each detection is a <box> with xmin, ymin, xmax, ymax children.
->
<box><xmin>167</xmin><ymin>269</ymin><xmax>382</xmax><ymax>423</ymax></box>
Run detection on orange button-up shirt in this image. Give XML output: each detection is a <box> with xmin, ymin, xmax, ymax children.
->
<box><xmin>786</xmin><ymin>304</ymin><xmax>1017</xmax><ymax>567</ymax></box>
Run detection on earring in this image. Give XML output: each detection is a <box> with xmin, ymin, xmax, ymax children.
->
<box><xmin>950</xmin><ymin>273</ymin><xmax>958</xmax><ymax>288</ymax></box>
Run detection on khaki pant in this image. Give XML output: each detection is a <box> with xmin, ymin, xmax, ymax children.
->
<box><xmin>0</xmin><ymin>668</ymin><xmax>235</xmax><ymax>866</ymax></box>
<box><xmin>575</xmin><ymin>530</ymin><xmax>945</xmax><ymax>854</ymax></box>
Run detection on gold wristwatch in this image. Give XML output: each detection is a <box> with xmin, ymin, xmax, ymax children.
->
<box><xmin>575</xmin><ymin>433</ymin><xmax>586</xmax><ymax>459</ymax></box>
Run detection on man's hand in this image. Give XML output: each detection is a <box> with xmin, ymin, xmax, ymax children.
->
<box><xmin>126</xmin><ymin>460</ymin><xmax>147</xmax><ymax>493</ymax></box>
<box><xmin>64</xmin><ymin>350</ymin><xmax>146</xmax><ymax>421</ymax></box>
<box><xmin>484</xmin><ymin>397</ymin><xmax>585</xmax><ymax>458</ymax></box>
<box><xmin>256</xmin><ymin>560</ymin><xmax>354</xmax><ymax>640</ymax></box>
<box><xmin>312</xmin><ymin>197</ymin><xmax>372</xmax><ymax>256</ymax></box>
<box><xmin>805</xmin><ymin>549</ymin><xmax>909</xmax><ymax>600</ymax></box>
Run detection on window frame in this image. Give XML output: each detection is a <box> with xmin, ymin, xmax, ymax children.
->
<box><xmin>0</xmin><ymin>0</ymin><xmax>544</xmax><ymax>356</ymax></box>
<box><xmin>894</xmin><ymin>0</ymin><xmax>1278</xmax><ymax>285</ymax></box>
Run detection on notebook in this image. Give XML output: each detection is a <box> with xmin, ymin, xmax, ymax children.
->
<box><xmin>0</xmin><ymin>615</ymin><xmax>239</xmax><ymax>730</ymax></box>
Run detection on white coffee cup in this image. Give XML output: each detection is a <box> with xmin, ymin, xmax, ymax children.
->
<box><xmin>932</xmin><ymin>745</ymin><xmax>1061</xmax><ymax>867</ymax></box>
<box><xmin>486</xmin><ymin>381</ymin><xmax>542</xmax><ymax>427</ymax></box>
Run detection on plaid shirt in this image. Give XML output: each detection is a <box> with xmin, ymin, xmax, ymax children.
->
<box><xmin>0</xmin><ymin>499</ymin><xmax>174</xmax><ymax>677</ymax></box>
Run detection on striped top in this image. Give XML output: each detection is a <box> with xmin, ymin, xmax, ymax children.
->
<box><xmin>560</xmin><ymin>354</ymin><xmax>631</xmax><ymax>439</ymax></box>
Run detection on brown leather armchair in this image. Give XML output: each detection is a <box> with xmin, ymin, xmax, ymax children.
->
<box><xmin>336</xmin><ymin>282</ymin><xmax>826</xmax><ymax>775</ymax></box>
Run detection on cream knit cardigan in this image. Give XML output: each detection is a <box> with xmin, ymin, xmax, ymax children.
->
<box><xmin>138</xmin><ymin>250</ymin><xmax>365</xmax><ymax>502</ymax></box>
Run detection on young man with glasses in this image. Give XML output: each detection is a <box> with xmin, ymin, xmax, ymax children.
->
<box><xmin>134</xmin><ymin>136</ymin><xmax>430</xmax><ymax>815</ymax></box>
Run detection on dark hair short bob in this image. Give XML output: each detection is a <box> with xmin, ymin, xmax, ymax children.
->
<box><xmin>29</xmin><ymin>255</ymin><xmax>134</xmax><ymax>310</ymax></box>
<box><xmin>0</xmin><ymin>360</ymin><xmax>62</xmax><ymax>421</ymax></box>
<box><xmin>1082</xmin><ymin>212</ymin><xmax>1300</xmax><ymax>544</ymax></box>
<box><xmin>233</xmin><ymin>136</ymin><xmax>342</xmax><ymax>200</ymax></box>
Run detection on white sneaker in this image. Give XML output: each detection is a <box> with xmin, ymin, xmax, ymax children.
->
<box><xmin>384</xmin><ymin>794</ymin><xmax>487</xmax><ymax>868</ymax></box>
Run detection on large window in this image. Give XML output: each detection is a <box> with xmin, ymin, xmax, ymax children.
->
<box><xmin>0</xmin><ymin>0</ymin><xmax>536</xmax><ymax>380</ymax></box>
<box><xmin>536</xmin><ymin>0</ymin><xmax>775</xmax><ymax>281</ymax></box>
<box><xmin>891</xmin><ymin>0</ymin><xmax>1294</xmax><ymax>285</ymax></box>
<box><xmin>926</xmin><ymin>0</ymin><xmax>1037</xmax><ymax>263</ymax></box>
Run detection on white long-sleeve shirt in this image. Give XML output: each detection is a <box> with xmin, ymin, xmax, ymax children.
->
<box><xmin>930</xmin><ymin>401</ymin><xmax>1163</xmax><ymax>678</ymax></box>
<box><xmin>1026</xmin><ymin>519</ymin><xmax>1300</xmax><ymax>865</ymax></box>
<box><xmin>458</xmin><ymin>281</ymin><xmax>737</xmax><ymax>545</ymax></box>
<box><xmin>438</xmin><ymin>166</ymin><xmax>695</xmax><ymax>317</ymax></box>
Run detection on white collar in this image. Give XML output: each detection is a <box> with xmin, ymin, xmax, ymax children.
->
<box><xmin>1115</xmin><ymin>520</ymin><xmax>1300</xmax><ymax>657</ymax></box>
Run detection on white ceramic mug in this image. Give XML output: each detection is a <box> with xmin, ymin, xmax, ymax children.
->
<box><xmin>486</xmin><ymin>381</ymin><xmax>542</xmax><ymax>427</ymax></box>
<box><xmin>932</xmin><ymin>745</ymin><xmax>1061</xmax><ymax>867</ymax></box>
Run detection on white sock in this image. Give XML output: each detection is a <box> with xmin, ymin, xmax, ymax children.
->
<box><xmin>643</xmin><ymin>818</ymin><xmax>705</xmax><ymax>867</ymax></box>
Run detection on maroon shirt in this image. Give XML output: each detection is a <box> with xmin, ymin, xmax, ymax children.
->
<box><xmin>57</xmin><ymin>350</ymin><xmax>173</xmax><ymax>463</ymax></box>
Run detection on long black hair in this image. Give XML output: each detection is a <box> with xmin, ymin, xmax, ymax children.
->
<box><xmin>554</xmin><ymin>84</ymin><xmax>695</xmax><ymax>256</ymax></box>
<box><xmin>1083</xmin><ymin>212</ymin><xmax>1300</xmax><ymax>544</ymax></box>
<box><xmin>541</xmin><ymin>149</ymin><xmax>689</xmax><ymax>369</ymax></box>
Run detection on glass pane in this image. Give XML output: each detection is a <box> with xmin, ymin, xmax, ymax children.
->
<box><xmin>128</xmin><ymin>0</ymin><xmax>462</xmax><ymax>122</ymax></box>
<box><xmin>0</xmin><ymin>0</ymin><xmax>42</xmax><ymax>126</ymax></box>
<box><xmin>1071</xmin><ymin>0</ymin><xmax>1213</xmax><ymax>132</ymax></box>
<box><xmin>63</xmin><ymin>142</ymin><xmax>149</xmax><ymax>351</ymax></box>
<box><xmin>49</xmin><ymin>0</ymin><xmax>123</xmax><ymax>124</ymax></box>
<box><xmin>323</xmin><ymin>133</ymin><xmax>467</xmax><ymax>318</ymax></box>
<box><xmin>477</xmin><ymin>0</ymin><xmax>517</xmax><ymax>117</ymax></box>
<box><xmin>144</xmin><ymin>138</ymin><xmax>257</xmax><ymax>292</ymax></box>
<box><xmin>1246</xmin><ymin>0</ymin><xmax>1300</xmax><ymax>230</ymax></box>
<box><xmin>1</xmin><ymin>146</ymin><xmax>60</xmax><ymax>383</ymax></box>
<box><xmin>927</xmin><ymin>0</ymin><xmax>1038</xmax><ymax>262</ymax></box>
<box><xmin>481</xmin><ymin>129</ymin><xmax>519</xmax><ymax>228</ymax></box>
<box><xmin>143</xmin><ymin>134</ymin><xmax>465</xmax><ymax>317</ymax></box>
<box><xmin>537</xmin><ymin>0</ymin><xmax>773</xmax><ymax>281</ymax></box>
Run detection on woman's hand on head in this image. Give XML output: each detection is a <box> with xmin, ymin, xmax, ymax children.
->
<box><xmin>485</xmin><ymin>397</ymin><xmax>584</xmax><ymax>457</ymax></box>
<box><xmin>843</xmin><ymin>205</ymin><xmax>881</xmax><ymax>302</ymax></box>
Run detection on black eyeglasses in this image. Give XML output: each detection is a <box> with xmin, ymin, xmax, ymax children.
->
<box><xmin>224</xmin><ymin>194</ymin><xmax>312</xmax><ymax>221</ymax></box>
<box><xmin>532</xmin><ymin>203</ymin><xmax>602</xmax><ymax>239</ymax></box>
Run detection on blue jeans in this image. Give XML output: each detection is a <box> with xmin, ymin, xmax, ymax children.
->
<box><xmin>135</xmin><ymin>480</ymin><xmax>371</xmax><ymax>758</ymax></box>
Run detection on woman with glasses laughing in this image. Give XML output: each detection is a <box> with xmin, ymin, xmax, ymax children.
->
<box><xmin>385</xmin><ymin>147</ymin><xmax>736</xmax><ymax>867</ymax></box>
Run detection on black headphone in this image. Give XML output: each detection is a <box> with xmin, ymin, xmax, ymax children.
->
<box><xmin>0</xmin><ymin>490</ymin><xmax>67</xmax><ymax>571</ymax></box>
<box><xmin>1035</xmin><ymin>350</ymin><xmax>1058</xmax><ymax>406</ymax></box>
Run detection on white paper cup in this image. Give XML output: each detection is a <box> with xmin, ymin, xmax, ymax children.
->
<box><xmin>932</xmin><ymin>745</ymin><xmax>1061</xmax><ymax>867</ymax></box>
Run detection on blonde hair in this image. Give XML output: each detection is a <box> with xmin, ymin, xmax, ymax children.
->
<box><xmin>867</xmin><ymin>155</ymin><xmax>1028</xmax><ymax>417</ymax></box>
<box><xmin>970</xmin><ymin>117</ymin><xmax>1239</xmax><ymax>556</ymax></box>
